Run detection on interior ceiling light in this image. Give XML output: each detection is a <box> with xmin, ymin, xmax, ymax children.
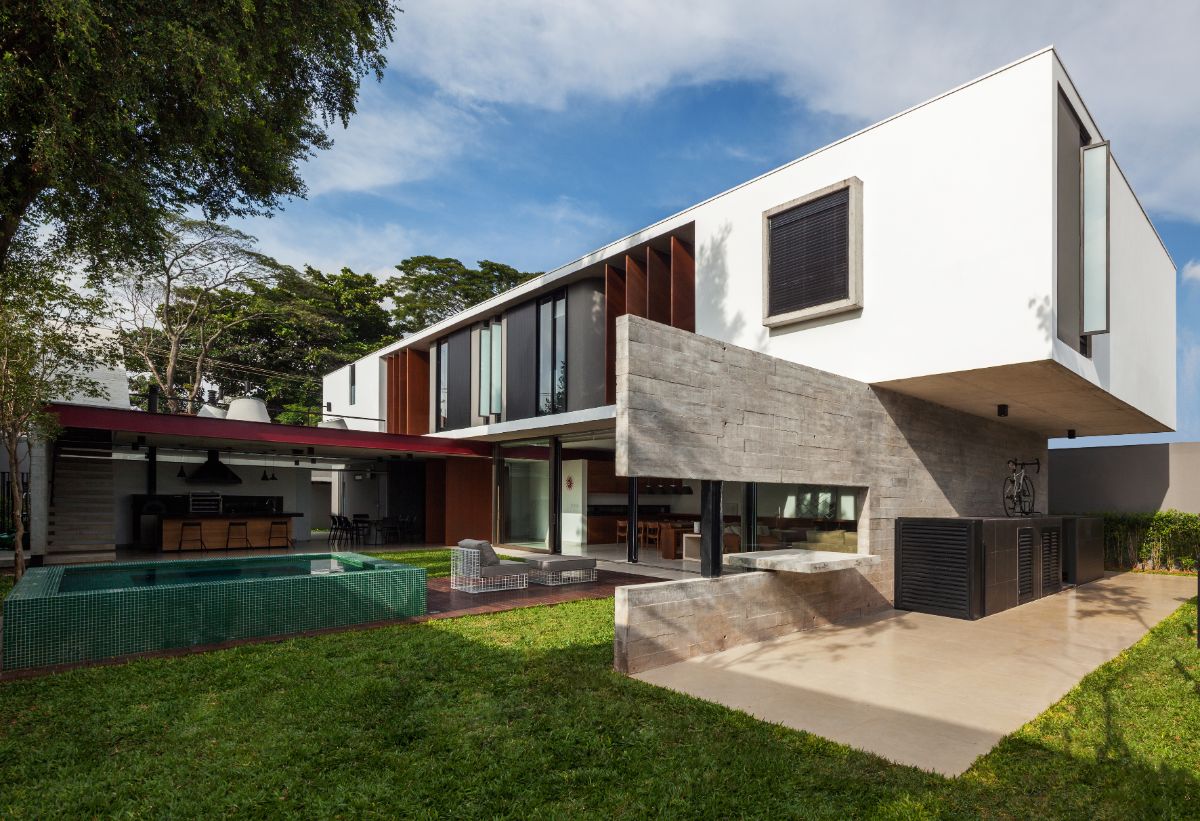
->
<box><xmin>176</xmin><ymin>464</ymin><xmax>186</xmax><ymax>479</ymax></box>
<box><xmin>261</xmin><ymin>468</ymin><xmax>270</xmax><ymax>481</ymax></box>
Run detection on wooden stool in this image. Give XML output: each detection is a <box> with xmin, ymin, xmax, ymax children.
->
<box><xmin>616</xmin><ymin>520</ymin><xmax>628</xmax><ymax>546</ymax></box>
<box><xmin>644</xmin><ymin>522</ymin><xmax>661</xmax><ymax>553</ymax></box>
<box><xmin>226</xmin><ymin>521</ymin><xmax>251</xmax><ymax>548</ymax></box>
<box><xmin>267</xmin><ymin>520</ymin><xmax>292</xmax><ymax>548</ymax></box>
<box><xmin>179</xmin><ymin>521</ymin><xmax>206</xmax><ymax>550</ymax></box>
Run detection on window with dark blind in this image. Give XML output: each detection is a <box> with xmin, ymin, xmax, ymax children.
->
<box><xmin>762</xmin><ymin>178</ymin><xmax>862</xmax><ymax>327</ymax></box>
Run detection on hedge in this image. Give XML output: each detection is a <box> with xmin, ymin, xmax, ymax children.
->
<box><xmin>1101</xmin><ymin>510</ymin><xmax>1199</xmax><ymax>572</ymax></box>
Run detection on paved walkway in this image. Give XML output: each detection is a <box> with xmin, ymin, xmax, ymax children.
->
<box><xmin>635</xmin><ymin>572</ymin><xmax>1196</xmax><ymax>776</ymax></box>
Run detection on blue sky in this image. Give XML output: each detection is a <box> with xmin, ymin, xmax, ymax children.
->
<box><xmin>237</xmin><ymin>2</ymin><xmax>1200</xmax><ymax>446</ymax></box>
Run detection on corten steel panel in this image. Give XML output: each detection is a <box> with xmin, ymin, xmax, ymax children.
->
<box><xmin>895</xmin><ymin>518</ymin><xmax>983</xmax><ymax>620</ymax></box>
<box><xmin>1063</xmin><ymin>516</ymin><xmax>1105</xmax><ymax>585</ymax></box>
<box><xmin>625</xmin><ymin>252</ymin><xmax>648</xmax><ymax>318</ymax></box>
<box><xmin>424</xmin><ymin>459</ymin><xmax>446</xmax><ymax>545</ymax></box>
<box><xmin>646</xmin><ymin>247</ymin><xmax>672</xmax><ymax>325</ymax></box>
<box><xmin>604</xmin><ymin>263</ymin><xmax>626</xmax><ymax>407</ymax></box>
<box><xmin>404</xmin><ymin>350</ymin><xmax>430</xmax><ymax>435</ymax></box>
<box><xmin>504</xmin><ymin>300</ymin><xmax>538</xmax><ymax>421</ymax></box>
<box><xmin>444</xmin><ymin>457</ymin><xmax>493</xmax><ymax>545</ymax></box>
<box><xmin>670</xmin><ymin>235</ymin><xmax>696</xmax><ymax>333</ymax></box>
<box><xmin>446</xmin><ymin>328</ymin><xmax>473</xmax><ymax>431</ymax></box>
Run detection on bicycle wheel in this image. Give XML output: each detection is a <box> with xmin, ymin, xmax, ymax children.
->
<box><xmin>1003</xmin><ymin>476</ymin><xmax>1019</xmax><ymax>517</ymax></box>
<box><xmin>1019</xmin><ymin>475</ymin><xmax>1035</xmax><ymax>515</ymax></box>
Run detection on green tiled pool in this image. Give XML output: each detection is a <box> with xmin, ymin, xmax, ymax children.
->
<box><xmin>2</xmin><ymin>553</ymin><xmax>426</xmax><ymax>671</ymax></box>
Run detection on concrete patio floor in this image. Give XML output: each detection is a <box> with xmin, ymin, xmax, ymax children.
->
<box><xmin>634</xmin><ymin>571</ymin><xmax>1196</xmax><ymax>776</ymax></box>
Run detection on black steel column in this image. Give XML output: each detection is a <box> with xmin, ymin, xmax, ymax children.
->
<box><xmin>146</xmin><ymin>446</ymin><xmax>158</xmax><ymax>495</ymax></box>
<box><xmin>491</xmin><ymin>444</ymin><xmax>502</xmax><ymax>545</ymax></box>
<box><xmin>700</xmin><ymin>479</ymin><xmax>723</xmax><ymax>578</ymax></box>
<box><xmin>548</xmin><ymin>436</ymin><xmax>562</xmax><ymax>554</ymax></box>
<box><xmin>742</xmin><ymin>482</ymin><xmax>757</xmax><ymax>551</ymax></box>
<box><xmin>627</xmin><ymin>476</ymin><xmax>639</xmax><ymax>563</ymax></box>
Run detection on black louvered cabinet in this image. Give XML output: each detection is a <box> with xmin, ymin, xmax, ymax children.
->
<box><xmin>897</xmin><ymin>516</ymin><xmax>1103</xmax><ymax>620</ymax></box>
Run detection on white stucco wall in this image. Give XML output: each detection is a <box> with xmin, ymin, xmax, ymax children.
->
<box><xmin>691</xmin><ymin>51</ymin><xmax>1054</xmax><ymax>382</ymax></box>
<box><xmin>322</xmin><ymin>352</ymin><xmax>386</xmax><ymax>432</ymax></box>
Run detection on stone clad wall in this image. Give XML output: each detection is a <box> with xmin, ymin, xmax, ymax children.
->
<box><xmin>613</xmin><ymin>315</ymin><xmax>1047</xmax><ymax>673</ymax></box>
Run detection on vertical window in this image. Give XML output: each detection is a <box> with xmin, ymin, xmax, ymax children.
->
<box><xmin>1081</xmin><ymin>142</ymin><xmax>1110</xmax><ymax>335</ymax></box>
<box><xmin>436</xmin><ymin>338</ymin><xmax>448</xmax><ymax>431</ymax></box>
<box><xmin>490</xmin><ymin>320</ymin><xmax>502</xmax><ymax>414</ymax></box>
<box><xmin>537</xmin><ymin>293</ymin><xmax>567</xmax><ymax>415</ymax></box>
<box><xmin>479</xmin><ymin>325</ymin><xmax>492</xmax><ymax>417</ymax></box>
<box><xmin>349</xmin><ymin>363</ymin><xmax>356</xmax><ymax>405</ymax></box>
<box><xmin>477</xmin><ymin>319</ymin><xmax>504</xmax><ymax>418</ymax></box>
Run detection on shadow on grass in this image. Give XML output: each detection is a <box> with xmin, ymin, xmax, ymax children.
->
<box><xmin>0</xmin><ymin>598</ymin><xmax>1197</xmax><ymax>818</ymax></box>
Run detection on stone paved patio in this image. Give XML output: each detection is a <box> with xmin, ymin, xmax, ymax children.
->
<box><xmin>634</xmin><ymin>571</ymin><xmax>1196</xmax><ymax>775</ymax></box>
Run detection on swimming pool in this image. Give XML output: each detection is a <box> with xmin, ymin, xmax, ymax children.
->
<box><xmin>2</xmin><ymin>553</ymin><xmax>426</xmax><ymax>671</ymax></box>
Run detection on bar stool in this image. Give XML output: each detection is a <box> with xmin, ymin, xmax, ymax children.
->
<box><xmin>226</xmin><ymin>521</ymin><xmax>251</xmax><ymax>548</ymax></box>
<box><xmin>636</xmin><ymin>521</ymin><xmax>646</xmax><ymax>550</ymax></box>
<box><xmin>267</xmin><ymin>520</ymin><xmax>292</xmax><ymax>548</ymax></box>
<box><xmin>616</xmin><ymin>519</ymin><xmax>628</xmax><ymax>547</ymax></box>
<box><xmin>179</xmin><ymin>521</ymin><xmax>206</xmax><ymax>550</ymax></box>
<box><xmin>644</xmin><ymin>522</ymin><xmax>661</xmax><ymax>554</ymax></box>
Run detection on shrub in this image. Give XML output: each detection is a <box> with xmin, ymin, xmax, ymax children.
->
<box><xmin>1101</xmin><ymin>510</ymin><xmax>1199</xmax><ymax>571</ymax></box>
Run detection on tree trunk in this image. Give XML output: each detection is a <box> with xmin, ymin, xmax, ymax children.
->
<box><xmin>6</xmin><ymin>438</ymin><xmax>25</xmax><ymax>581</ymax></box>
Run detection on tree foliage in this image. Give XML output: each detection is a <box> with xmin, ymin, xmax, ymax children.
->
<box><xmin>112</xmin><ymin>216</ymin><xmax>288</xmax><ymax>411</ymax></box>
<box><xmin>388</xmin><ymin>256</ymin><xmax>537</xmax><ymax>334</ymax></box>
<box><xmin>0</xmin><ymin>231</ymin><xmax>113</xmax><ymax>579</ymax></box>
<box><xmin>0</xmin><ymin>0</ymin><xmax>399</xmax><ymax>272</ymax></box>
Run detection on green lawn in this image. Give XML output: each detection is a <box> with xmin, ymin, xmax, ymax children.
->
<box><xmin>0</xmin><ymin>591</ymin><xmax>1197</xmax><ymax>818</ymax></box>
<box><xmin>365</xmin><ymin>548</ymin><xmax>456</xmax><ymax>578</ymax></box>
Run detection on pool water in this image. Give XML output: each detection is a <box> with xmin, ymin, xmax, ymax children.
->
<box><xmin>58</xmin><ymin>556</ymin><xmax>363</xmax><ymax>593</ymax></box>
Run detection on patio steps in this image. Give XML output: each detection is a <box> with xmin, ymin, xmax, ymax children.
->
<box><xmin>46</xmin><ymin>452</ymin><xmax>116</xmax><ymax>564</ymax></box>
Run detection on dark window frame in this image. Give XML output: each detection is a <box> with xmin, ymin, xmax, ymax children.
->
<box><xmin>349</xmin><ymin>363</ymin><xmax>356</xmax><ymax>405</ymax></box>
<box><xmin>762</xmin><ymin>177</ymin><xmax>863</xmax><ymax>328</ymax></box>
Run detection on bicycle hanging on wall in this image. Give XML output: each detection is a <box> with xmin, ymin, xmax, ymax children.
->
<box><xmin>1003</xmin><ymin>458</ymin><xmax>1039</xmax><ymax>517</ymax></box>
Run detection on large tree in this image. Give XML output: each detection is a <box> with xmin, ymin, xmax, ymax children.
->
<box><xmin>113</xmin><ymin>217</ymin><xmax>288</xmax><ymax>412</ymax></box>
<box><xmin>0</xmin><ymin>0</ymin><xmax>398</xmax><ymax>272</ymax></box>
<box><xmin>205</xmin><ymin>265</ymin><xmax>396</xmax><ymax>421</ymax></box>
<box><xmin>0</xmin><ymin>232</ymin><xmax>112</xmax><ymax>580</ymax></box>
<box><xmin>389</xmin><ymin>256</ymin><xmax>537</xmax><ymax>334</ymax></box>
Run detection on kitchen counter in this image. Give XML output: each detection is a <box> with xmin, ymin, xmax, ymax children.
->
<box><xmin>160</xmin><ymin>513</ymin><xmax>300</xmax><ymax>551</ymax></box>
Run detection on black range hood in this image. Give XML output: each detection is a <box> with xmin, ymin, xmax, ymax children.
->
<box><xmin>185</xmin><ymin>450</ymin><xmax>243</xmax><ymax>485</ymax></box>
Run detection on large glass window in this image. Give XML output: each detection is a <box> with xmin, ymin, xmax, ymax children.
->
<box><xmin>478</xmin><ymin>325</ymin><xmax>492</xmax><ymax>417</ymax></box>
<box><xmin>753</xmin><ymin>483</ymin><xmax>860</xmax><ymax>550</ymax></box>
<box><xmin>436</xmin><ymin>338</ymin><xmax>448</xmax><ymax>431</ymax></box>
<box><xmin>537</xmin><ymin>293</ymin><xmax>567</xmax><ymax>415</ymax></box>
<box><xmin>1081</xmin><ymin>142</ymin><xmax>1110</xmax><ymax>335</ymax></box>
<box><xmin>499</xmin><ymin>439</ymin><xmax>550</xmax><ymax>549</ymax></box>
<box><xmin>478</xmin><ymin>319</ymin><xmax>503</xmax><ymax>418</ymax></box>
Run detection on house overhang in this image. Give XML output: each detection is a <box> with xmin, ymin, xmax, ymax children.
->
<box><xmin>871</xmin><ymin>360</ymin><xmax>1173</xmax><ymax>438</ymax></box>
<box><xmin>48</xmin><ymin>403</ymin><xmax>492</xmax><ymax>459</ymax></box>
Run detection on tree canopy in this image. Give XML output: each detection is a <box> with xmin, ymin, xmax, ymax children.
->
<box><xmin>0</xmin><ymin>230</ymin><xmax>113</xmax><ymax>578</ymax></box>
<box><xmin>388</xmin><ymin>256</ymin><xmax>537</xmax><ymax>334</ymax></box>
<box><xmin>0</xmin><ymin>0</ymin><xmax>399</xmax><ymax>272</ymax></box>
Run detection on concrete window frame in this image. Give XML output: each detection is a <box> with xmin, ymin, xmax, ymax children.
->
<box><xmin>761</xmin><ymin>176</ymin><xmax>863</xmax><ymax>328</ymax></box>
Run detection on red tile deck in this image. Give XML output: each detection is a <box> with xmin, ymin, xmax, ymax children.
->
<box><xmin>0</xmin><ymin>569</ymin><xmax>664</xmax><ymax>681</ymax></box>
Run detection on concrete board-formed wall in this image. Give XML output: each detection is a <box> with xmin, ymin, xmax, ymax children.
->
<box><xmin>613</xmin><ymin>315</ymin><xmax>1047</xmax><ymax>672</ymax></box>
<box><xmin>1049</xmin><ymin>443</ymin><xmax>1200</xmax><ymax>514</ymax></box>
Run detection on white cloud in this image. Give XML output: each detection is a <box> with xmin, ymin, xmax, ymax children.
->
<box><xmin>233</xmin><ymin>212</ymin><xmax>420</xmax><ymax>278</ymax></box>
<box><xmin>301</xmin><ymin>88</ymin><xmax>479</xmax><ymax>197</ymax></box>
<box><xmin>1182</xmin><ymin>259</ymin><xmax>1200</xmax><ymax>284</ymax></box>
<box><xmin>385</xmin><ymin>0</ymin><xmax>1200</xmax><ymax>220</ymax></box>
